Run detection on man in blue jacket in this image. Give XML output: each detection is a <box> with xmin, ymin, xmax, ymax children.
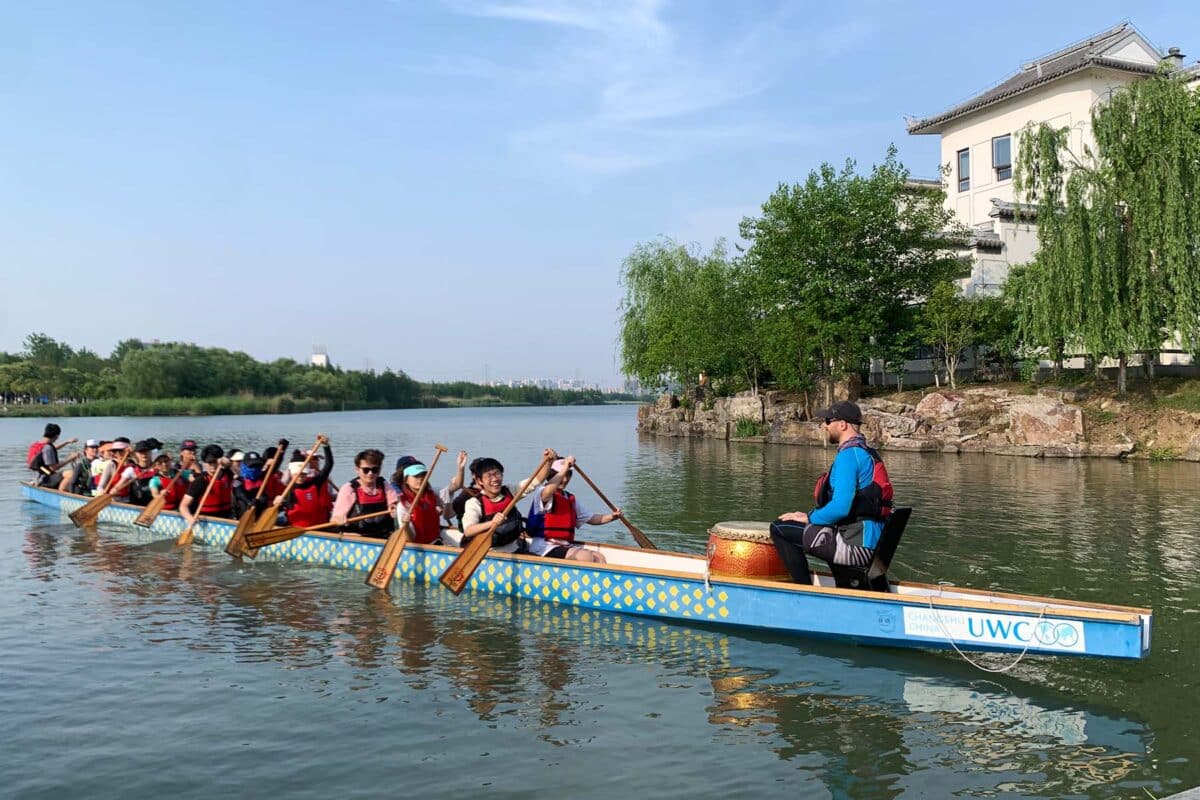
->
<box><xmin>770</xmin><ymin>401</ymin><xmax>893</xmax><ymax>583</ymax></box>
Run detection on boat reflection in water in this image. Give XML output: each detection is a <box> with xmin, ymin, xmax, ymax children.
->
<box><xmin>49</xmin><ymin>514</ymin><xmax>1154</xmax><ymax>799</ymax></box>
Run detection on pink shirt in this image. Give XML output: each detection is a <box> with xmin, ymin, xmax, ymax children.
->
<box><xmin>332</xmin><ymin>480</ymin><xmax>398</xmax><ymax>521</ymax></box>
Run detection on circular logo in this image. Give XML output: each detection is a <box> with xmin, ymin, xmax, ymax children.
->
<box><xmin>1035</xmin><ymin>621</ymin><xmax>1058</xmax><ymax>645</ymax></box>
<box><xmin>1055</xmin><ymin>623</ymin><xmax>1079</xmax><ymax>648</ymax></box>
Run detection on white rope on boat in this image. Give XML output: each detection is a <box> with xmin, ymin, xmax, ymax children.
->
<box><xmin>925</xmin><ymin>586</ymin><xmax>1048</xmax><ymax>674</ymax></box>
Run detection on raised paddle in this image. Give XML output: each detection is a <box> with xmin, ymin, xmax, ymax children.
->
<box><xmin>242</xmin><ymin>509</ymin><xmax>393</xmax><ymax>550</ymax></box>
<box><xmin>225</xmin><ymin>438</ymin><xmax>289</xmax><ymax>557</ymax></box>
<box><xmin>571</xmin><ymin>463</ymin><xmax>657</xmax><ymax>550</ymax></box>
<box><xmin>440</xmin><ymin>454</ymin><xmax>552</xmax><ymax>596</ymax></box>
<box><xmin>68</xmin><ymin>450</ymin><xmax>131</xmax><ymax>527</ymax></box>
<box><xmin>367</xmin><ymin>444</ymin><xmax>448</xmax><ymax>590</ymax></box>
<box><xmin>134</xmin><ymin>471</ymin><xmax>182</xmax><ymax>528</ymax></box>
<box><xmin>243</xmin><ymin>434</ymin><xmax>326</xmax><ymax>557</ymax></box>
<box><xmin>176</xmin><ymin>464</ymin><xmax>226</xmax><ymax>547</ymax></box>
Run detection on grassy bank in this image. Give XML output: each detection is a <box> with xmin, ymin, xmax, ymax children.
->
<box><xmin>2</xmin><ymin>393</ymin><xmax>644</xmax><ymax>417</ymax></box>
<box><xmin>0</xmin><ymin>395</ymin><xmax>389</xmax><ymax>417</ymax></box>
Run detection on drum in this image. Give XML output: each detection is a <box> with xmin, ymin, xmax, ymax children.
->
<box><xmin>707</xmin><ymin>521</ymin><xmax>790</xmax><ymax>581</ymax></box>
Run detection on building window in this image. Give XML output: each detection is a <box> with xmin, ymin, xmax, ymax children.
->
<box><xmin>993</xmin><ymin>134</ymin><xmax>1012</xmax><ymax>181</ymax></box>
<box><xmin>957</xmin><ymin>148</ymin><xmax>970</xmax><ymax>192</ymax></box>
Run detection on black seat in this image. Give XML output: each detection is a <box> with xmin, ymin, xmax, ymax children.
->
<box><xmin>829</xmin><ymin>507</ymin><xmax>912</xmax><ymax>592</ymax></box>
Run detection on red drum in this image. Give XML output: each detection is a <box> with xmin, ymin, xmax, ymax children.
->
<box><xmin>706</xmin><ymin>521</ymin><xmax>790</xmax><ymax>581</ymax></box>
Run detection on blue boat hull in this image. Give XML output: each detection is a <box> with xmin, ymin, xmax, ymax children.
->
<box><xmin>22</xmin><ymin>484</ymin><xmax>1151</xmax><ymax>660</ymax></box>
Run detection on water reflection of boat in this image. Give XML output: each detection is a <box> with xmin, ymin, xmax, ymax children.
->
<box><xmin>23</xmin><ymin>484</ymin><xmax>1152</xmax><ymax>661</ymax></box>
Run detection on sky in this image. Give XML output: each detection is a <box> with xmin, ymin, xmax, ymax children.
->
<box><xmin>3</xmin><ymin>1</ymin><xmax>1198</xmax><ymax>385</ymax></box>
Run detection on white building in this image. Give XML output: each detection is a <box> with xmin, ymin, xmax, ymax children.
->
<box><xmin>907</xmin><ymin>22</ymin><xmax>1198</xmax><ymax>296</ymax></box>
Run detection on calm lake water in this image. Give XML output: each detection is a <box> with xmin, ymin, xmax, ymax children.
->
<box><xmin>1</xmin><ymin>405</ymin><xmax>1196</xmax><ymax>799</ymax></box>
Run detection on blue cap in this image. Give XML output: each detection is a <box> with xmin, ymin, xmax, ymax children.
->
<box><xmin>402</xmin><ymin>463</ymin><xmax>427</xmax><ymax>478</ymax></box>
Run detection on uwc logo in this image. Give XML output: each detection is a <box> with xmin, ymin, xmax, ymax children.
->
<box><xmin>902</xmin><ymin>607</ymin><xmax>1086</xmax><ymax>652</ymax></box>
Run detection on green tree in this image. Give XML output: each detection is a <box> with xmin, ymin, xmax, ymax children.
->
<box><xmin>919</xmin><ymin>281</ymin><xmax>983</xmax><ymax>389</ymax></box>
<box><xmin>1014</xmin><ymin>66</ymin><xmax>1200</xmax><ymax>393</ymax></box>
<box><xmin>739</xmin><ymin>147</ymin><xmax>967</xmax><ymax>398</ymax></box>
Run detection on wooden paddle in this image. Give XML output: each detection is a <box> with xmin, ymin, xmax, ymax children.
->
<box><xmin>367</xmin><ymin>444</ymin><xmax>448</xmax><ymax>590</ymax></box>
<box><xmin>440</xmin><ymin>454</ymin><xmax>551</xmax><ymax>596</ymax></box>
<box><xmin>68</xmin><ymin>451</ymin><xmax>131</xmax><ymax>527</ymax></box>
<box><xmin>572</xmin><ymin>463</ymin><xmax>657</xmax><ymax>550</ymax></box>
<box><xmin>242</xmin><ymin>509</ymin><xmax>393</xmax><ymax>550</ymax></box>
<box><xmin>176</xmin><ymin>464</ymin><xmax>226</xmax><ymax>547</ymax></box>
<box><xmin>243</xmin><ymin>435</ymin><xmax>326</xmax><ymax>557</ymax></box>
<box><xmin>134</xmin><ymin>471</ymin><xmax>182</xmax><ymax>528</ymax></box>
<box><xmin>225</xmin><ymin>438</ymin><xmax>289</xmax><ymax>557</ymax></box>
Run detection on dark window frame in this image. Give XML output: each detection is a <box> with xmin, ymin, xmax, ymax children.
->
<box><xmin>993</xmin><ymin>134</ymin><xmax>1012</xmax><ymax>181</ymax></box>
<box><xmin>957</xmin><ymin>148</ymin><xmax>970</xmax><ymax>192</ymax></box>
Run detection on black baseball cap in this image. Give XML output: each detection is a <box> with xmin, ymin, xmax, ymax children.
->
<box><xmin>243</xmin><ymin>451</ymin><xmax>264</xmax><ymax>467</ymax></box>
<box><xmin>395</xmin><ymin>455</ymin><xmax>420</xmax><ymax>472</ymax></box>
<box><xmin>814</xmin><ymin>400</ymin><xmax>862</xmax><ymax>425</ymax></box>
<box><xmin>180</xmin><ymin>439</ymin><xmax>198</xmax><ymax>451</ymax></box>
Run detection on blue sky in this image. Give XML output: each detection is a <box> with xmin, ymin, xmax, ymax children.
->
<box><xmin>3</xmin><ymin>2</ymin><xmax>1197</xmax><ymax>385</ymax></box>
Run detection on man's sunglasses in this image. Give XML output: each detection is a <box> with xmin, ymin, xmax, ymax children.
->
<box><xmin>358</xmin><ymin>465</ymin><xmax>380</xmax><ymax>474</ymax></box>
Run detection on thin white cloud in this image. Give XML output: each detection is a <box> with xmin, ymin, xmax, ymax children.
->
<box><xmin>431</xmin><ymin>1</ymin><xmax>876</xmax><ymax>173</ymax></box>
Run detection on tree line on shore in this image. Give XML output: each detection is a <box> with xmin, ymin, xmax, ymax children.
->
<box><xmin>619</xmin><ymin>70</ymin><xmax>1200</xmax><ymax>397</ymax></box>
<box><xmin>0</xmin><ymin>334</ymin><xmax>637</xmax><ymax>413</ymax></box>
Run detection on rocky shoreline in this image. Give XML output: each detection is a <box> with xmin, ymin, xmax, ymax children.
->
<box><xmin>637</xmin><ymin>387</ymin><xmax>1200</xmax><ymax>461</ymax></box>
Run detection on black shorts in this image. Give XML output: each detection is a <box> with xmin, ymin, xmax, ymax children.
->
<box><xmin>544</xmin><ymin>545</ymin><xmax>570</xmax><ymax>559</ymax></box>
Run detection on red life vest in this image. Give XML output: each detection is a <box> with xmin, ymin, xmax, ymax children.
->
<box><xmin>161</xmin><ymin>473</ymin><xmax>187</xmax><ymax>511</ymax></box>
<box><xmin>812</xmin><ymin>439</ymin><xmax>894</xmax><ymax>523</ymax></box>
<box><xmin>541</xmin><ymin>489</ymin><xmax>578</xmax><ymax>543</ymax></box>
<box><xmin>401</xmin><ymin>486</ymin><xmax>442</xmax><ymax>544</ymax></box>
<box><xmin>479</xmin><ymin>489</ymin><xmax>513</xmax><ymax>521</ymax></box>
<box><xmin>198</xmin><ymin>470</ymin><xmax>233</xmax><ymax>516</ymax></box>
<box><xmin>288</xmin><ymin>480</ymin><xmax>334</xmax><ymax>528</ymax></box>
<box><xmin>26</xmin><ymin>441</ymin><xmax>47</xmax><ymax>470</ymax></box>
<box><xmin>344</xmin><ymin>478</ymin><xmax>394</xmax><ymax>537</ymax></box>
<box><xmin>265</xmin><ymin>472</ymin><xmax>286</xmax><ymax>503</ymax></box>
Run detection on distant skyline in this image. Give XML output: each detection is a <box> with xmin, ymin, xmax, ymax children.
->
<box><xmin>4</xmin><ymin>2</ymin><xmax>1199</xmax><ymax>384</ymax></box>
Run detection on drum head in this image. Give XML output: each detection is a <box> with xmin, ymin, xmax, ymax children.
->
<box><xmin>708</xmin><ymin>521</ymin><xmax>774</xmax><ymax>544</ymax></box>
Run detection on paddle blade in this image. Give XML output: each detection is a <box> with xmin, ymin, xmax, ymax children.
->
<box><xmin>176</xmin><ymin>523</ymin><xmax>196</xmax><ymax>547</ymax></box>
<box><xmin>69</xmin><ymin>493</ymin><xmax>112</xmax><ymax>528</ymax></box>
<box><xmin>439</xmin><ymin>531</ymin><xmax>491</xmax><ymax>595</ymax></box>
<box><xmin>627</xmin><ymin>523</ymin><xmax>657</xmax><ymax>550</ymax></box>
<box><xmin>366</xmin><ymin>529</ymin><xmax>410</xmax><ymax>590</ymax></box>
<box><xmin>134</xmin><ymin>493</ymin><xmax>168</xmax><ymax>528</ymax></box>
<box><xmin>242</xmin><ymin>523</ymin><xmax>306</xmax><ymax>551</ymax></box>
<box><xmin>224</xmin><ymin>508</ymin><xmax>256</xmax><ymax>557</ymax></box>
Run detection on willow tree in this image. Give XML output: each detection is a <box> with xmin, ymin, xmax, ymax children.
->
<box><xmin>1014</xmin><ymin>66</ymin><xmax>1200</xmax><ymax>393</ymax></box>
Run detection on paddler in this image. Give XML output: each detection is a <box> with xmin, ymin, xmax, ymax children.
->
<box><xmin>177</xmin><ymin>439</ymin><xmax>202</xmax><ymax>478</ymax></box>
<box><xmin>95</xmin><ymin>440</ymin><xmax>132</xmax><ymax>501</ymax></box>
<box><xmin>179</xmin><ymin>445</ymin><xmax>234</xmax><ymax>523</ymax></box>
<box><xmin>526</xmin><ymin>455</ymin><xmax>615</xmax><ymax>563</ymax></box>
<box><xmin>390</xmin><ymin>450</ymin><xmax>467</xmax><ymax>545</ymax></box>
<box><xmin>330</xmin><ymin>448</ymin><xmax>396</xmax><ymax>538</ymax></box>
<box><xmin>69</xmin><ymin>439</ymin><xmax>102</xmax><ymax>495</ymax></box>
<box><xmin>769</xmin><ymin>401</ymin><xmax>894</xmax><ymax>581</ymax></box>
<box><xmin>278</xmin><ymin>440</ymin><xmax>335</xmax><ymax>527</ymax></box>
<box><xmin>148</xmin><ymin>453</ymin><xmax>185</xmax><ymax>510</ymax></box>
<box><xmin>455</xmin><ymin>451</ymin><xmax>554</xmax><ymax>554</ymax></box>
<box><xmin>109</xmin><ymin>439</ymin><xmax>159</xmax><ymax>506</ymax></box>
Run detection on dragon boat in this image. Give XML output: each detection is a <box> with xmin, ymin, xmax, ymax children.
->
<box><xmin>22</xmin><ymin>483</ymin><xmax>1152</xmax><ymax>660</ymax></box>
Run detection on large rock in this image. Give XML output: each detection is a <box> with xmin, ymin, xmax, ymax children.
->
<box><xmin>1007</xmin><ymin>397</ymin><xmax>1084</xmax><ymax>446</ymax></box>
<box><xmin>864</xmin><ymin>409</ymin><xmax>918</xmax><ymax>439</ymax></box>
<box><xmin>770</xmin><ymin>419</ymin><xmax>825</xmax><ymax>446</ymax></box>
<box><xmin>654</xmin><ymin>393</ymin><xmax>679</xmax><ymax>412</ymax></box>
<box><xmin>914</xmin><ymin>391</ymin><xmax>964</xmax><ymax>422</ymax></box>
<box><xmin>726</xmin><ymin>393</ymin><xmax>764</xmax><ymax>425</ymax></box>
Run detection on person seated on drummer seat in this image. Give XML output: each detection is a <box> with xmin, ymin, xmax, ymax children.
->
<box><xmin>27</xmin><ymin>423</ymin><xmax>79</xmax><ymax>491</ymax></box>
<box><xmin>179</xmin><ymin>445</ymin><xmax>234</xmax><ymax>524</ymax></box>
<box><xmin>331</xmin><ymin>448</ymin><xmax>397</xmax><ymax>538</ymax></box>
<box><xmin>390</xmin><ymin>451</ymin><xmax>467</xmax><ymax>545</ymax></box>
<box><xmin>456</xmin><ymin>453</ymin><xmax>551</xmax><ymax>554</ymax></box>
<box><xmin>769</xmin><ymin>401</ymin><xmax>894</xmax><ymax>582</ymax></box>
<box><xmin>278</xmin><ymin>442</ymin><xmax>336</xmax><ymax>527</ymax></box>
<box><xmin>526</xmin><ymin>455</ymin><xmax>615</xmax><ymax>564</ymax></box>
